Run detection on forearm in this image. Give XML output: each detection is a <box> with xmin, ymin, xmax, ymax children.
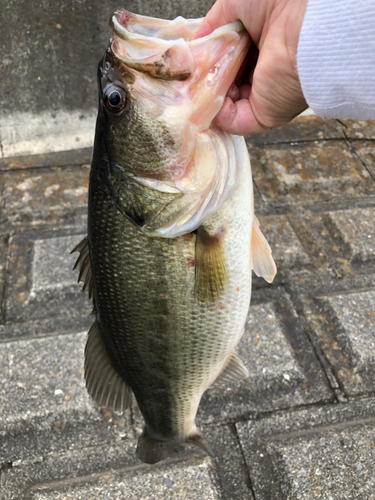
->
<box><xmin>297</xmin><ymin>0</ymin><xmax>375</xmax><ymax>119</ymax></box>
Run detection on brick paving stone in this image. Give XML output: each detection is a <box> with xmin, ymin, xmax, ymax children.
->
<box><xmin>0</xmin><ymin>148</ymin><xmax>92</xmax><ymax>171</ymax></box>
<box><xmin>204</xmin><ymin>425</ymin><xmax>254</xmax><ymax>500</ymax></box>
<box><xmin>196</xmin><ymin>297</ymin><xmax>332</xmax><ymax>424</ymax></box>
<box><xmin>0</xmin><ymin>332</ymin><xmax>132</xmax><ymax>465</ymax></box>
<box><xmin>251</xmin><ymin>141</ymin><xmax>375</xmax><ymax>206</ymax></box>
<box><xmin>302</xmin><ymin>290</ymin><xmax>375</xmax><ymax>396</ymax></box>
<box><xmin>3</xmin><ymin>229</ymin><xmax>91</xmax><ymax>335</ymax></box>
<box><xmin>267</xmin><ymin>423</ymin><xmax>375</xmax><ymax>499</ymax></box>
<box><xmin>237</xmin><ymin>399</ymin><xmax>375</xmax><ymax>500</ymax></box>
<box><xmin>351</xmin><ymin>141</ymin><xmax>375</xmax><ymax>179</ymax></box>
<box><xmin>30</xmin><ymin>458</ymin><xmax>219</xmax><ymax>500</ymax></box>
<box><xmin>1</xmin><ymin>117</ymin><xmax>375</xmax><ymax>500</ymax></box>
<box><xmin>257</xmin><ymin>215</ymin><xmax>311</xmax><ymax>270</ymax></box>
<box><xmin>0</xmin><ymin>315</ymin><xmax>92</xmax><ymax>342</ymax></box>
<box><xmin>0</xmin><ymin>332</ymin><xmax>252</xmax><ymax>500</ymax></box>
<box><xmin>327</xmin><ymin>207</ymin><xmax>375</xmax><ymax>271</ymax></box>
<box><xmin>1</xmin><ymin>424</ymin><xmax>252</xmax><ymax>500</ymax></box>
<box><xmin>247</xmin><ymin>115</ymin><xmax>345</xmax><ymax>147</ymax></box>
<box><xmin>1</xmin><ymin>440</ymin><xmax>138</xmax><ymax>500</ymax></box>
<box><xmin>0</xmin><ymin>165</ymin><xmax>89</xmax><ymax>230</ymax></box>
<box><xmin>341</xmin><ymin>119</ymin><xmax>375</xmax><ymax>140</ymax></box>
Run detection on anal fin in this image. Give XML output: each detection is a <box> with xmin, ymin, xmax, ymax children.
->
<box><xmin>212</xmin><ymin>352</ymin><xmax>249</xmax><ymax>386</ymax></box>
<box><xmin>84</xmin><ymin>322</ymin><xmax>132</xmax><ymax>412</ymax></box>
<box><xmin>251</xmin><ymin>216</ymin><xmax>277</xmax><ymax>283</ymax></box>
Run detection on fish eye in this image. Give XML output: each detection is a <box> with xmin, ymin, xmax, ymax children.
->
<box><xmin>104</xmin><ymin>87</ymin><xmax>126</xmax><ymax>115</ymax></box>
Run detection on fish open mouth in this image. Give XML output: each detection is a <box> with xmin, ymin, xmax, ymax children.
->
<box><xmin>110</xmin><ymin>9</ymin><xmax>249</xmax><ymax>86</ymax></box>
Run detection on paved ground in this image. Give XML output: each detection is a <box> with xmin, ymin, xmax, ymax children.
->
<box><xmin>1</xmin><ymin>115</ymin><xmax>375</xmax><ymax>499</ymax></box>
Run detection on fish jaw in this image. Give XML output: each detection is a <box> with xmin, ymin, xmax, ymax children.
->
<box><xmin>111</xmin><ymin>9</ymin><xmax>251</xmax><ymax>134</ymax></box>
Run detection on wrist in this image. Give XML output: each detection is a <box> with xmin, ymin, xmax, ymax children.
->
<box><xmin>279</xmin><ymin>0</ymin><xmax>308</xmax><ymax>69</ymax></box>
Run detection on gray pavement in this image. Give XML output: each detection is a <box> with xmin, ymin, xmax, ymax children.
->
<box><xmin>1</xmin><ymin>115</ymin><xmax>375</xmax><ymax>499</ymax></box>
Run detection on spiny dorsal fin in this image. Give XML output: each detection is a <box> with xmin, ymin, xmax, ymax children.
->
<box><xmin>71</xmin><ymin>236</ymin><xmax>94</xmax><ymax>299</ymax></box>
<box><xmin>84</xmin><ymin>322</ymin><xmax>132</xmax><ymax>412</ymax></box>
<box><xmin>212</xmin><ymin>352</ymin><xmax>249</xmax><ymax>386</ymax></box>
<box><xmin>251</xmin><ymin>216</ymin><xmax>277</xmax><ymax>283</ymax></box>
<box><xmin>195</xmin><ymin>226</ymin><xmax>227</xmax><ymax>302</ymax></box>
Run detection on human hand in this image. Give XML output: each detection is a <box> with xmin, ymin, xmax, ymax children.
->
<box><xmin>195</xmin><ymin>0</ymin><xmax>308</xmax><ymax>135</ymax></box>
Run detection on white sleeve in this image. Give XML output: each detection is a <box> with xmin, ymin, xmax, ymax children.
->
<box><xmin>297</xmin><ymin>0</ymin><xmax>375</xmax><ymax>119</ymax></box>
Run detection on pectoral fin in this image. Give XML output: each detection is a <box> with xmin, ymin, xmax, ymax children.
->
<box><xmin>195</xmin><ymin>226</ymin><xmax>227</xmax><ymax>302</ymax></box>
<box><xmin>85</xmin><ymin>322</ymin><xmax>132</xmax><ymax>412</ymax></box>
<box><xmin>251</xmin><ymin>216</ymin><xmax>277</xmax><ymax>283</ymax></box>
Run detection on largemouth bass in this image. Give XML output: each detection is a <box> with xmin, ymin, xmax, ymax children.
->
<box><xmin>73</xmin><ymin>9</ymin><xmax>276</xmax><ymax>464</ymax></box>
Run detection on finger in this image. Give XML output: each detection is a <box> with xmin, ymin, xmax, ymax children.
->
<box><xmin>194</xmin><ymin>0</ymin><xmax>238</xmax><ymax>39</ymax></box>
<box><xmin>213</xmin><ymin>97</ymin><xmax>269</xmax><ymax>136</ymax></box>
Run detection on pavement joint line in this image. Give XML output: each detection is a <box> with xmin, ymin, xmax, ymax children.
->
<box><xmin>286</xmin><ymin>213</ymin><xmax>330</xmax><ymax>271</ymax></box>
<box><xmin>351</xmin><ymin>142</ymin><xmax>375</xmax><ymax>183</ymax></box>
<box><xmin>206</xmin><ymin>399</ymin><xmax>339</xmax><ymax>427</ymax></box>
<box><xmin>342</xmin><ymin>128</ymin><xmax>375</xmax><ymax>182</ymax></box>
<box><xmin>248</xmin><ymin>137</ymin><xmax>350</xmax><ymax>147</ymax></box>
<box><xmin>0</xmin><ymin>328</ymin><xmax>90</xmax><ymax>344</ymax></box>
<box><xmin>247</xmin><ymin>413</ymin><xmax>375</xmax><ymax>443</ymax></box>
<box><xmin>231</xmin><ymin>422</ymin><xmax>256</xmax><ymax>498</ymax></box>
<box><xmin>282</xmin><ymin>282</ymin><xmax>342</xmax><ymax>392</ymax></box>
<box><xmin>279</xmin><ymin>285</ymin><xmax>341</xmax><ymax>394</ymax></box>
<box><xmin>1</xmin><ymin>234</ymin><xmax>12</xmax><ymax>324</ymax></box>
<box><xmin>252</xmin><ymin>198</ymin><xmax>375</xmax><ymax>216</ymax></box>
<box><xmin>28</xmin><ymin>453</ymin><xmax>205</xmax><ymax>494</ymax></box>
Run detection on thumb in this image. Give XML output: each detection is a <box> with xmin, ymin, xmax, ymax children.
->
<box><xmin>194</xmin><ymin>0</ymin><xmax>237</xmax><ymax>38</ymax></box>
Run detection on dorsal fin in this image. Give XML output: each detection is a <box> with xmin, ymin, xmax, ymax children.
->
<box><xmin>71</xmin><ymin>236</ymin><xmax>94</xmax><ymax>299</ymax></box>
<box><xmin>212</xmin><ymin>351</ymin><xmax>249</xmax><ymax>386</ymax></box>
<box><xmin>84</xmin><ymin>322</ymin><xmax>132</xmax><ymax>412</ymax></box>
<box><xmin>251</xmin><ymin>216</ymin><xmax>277</xmax><ymax>283</ymax></box>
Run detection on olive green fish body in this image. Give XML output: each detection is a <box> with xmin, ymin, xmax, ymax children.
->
<box><xmin>73</xmin><ymin>10</ymin><xmax>276</xmax><ymax>464</ymax></box>
<box><xmin>88</xmin><ymin>138</ymin><xmax>253</xmax><ymax>441</ymax></box>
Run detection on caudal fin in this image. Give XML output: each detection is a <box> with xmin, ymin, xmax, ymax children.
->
<box><xmin>136</xmin><ymin>427</ymin><xmax>214</xmax><ymax>464</ymax></box>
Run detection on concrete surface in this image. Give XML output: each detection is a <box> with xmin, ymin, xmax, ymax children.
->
<box><xmin>0</xmin><ymin>0</ymin><xmax>214</xmax><ymax>157</ymax></box>
<box><xmin>0</xmin><ymin>115</ymin><xmax>375</xmax><ymax>499</ymax></box>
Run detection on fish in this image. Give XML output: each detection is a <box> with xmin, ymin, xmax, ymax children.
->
<box><xmin>72</xmin><ymin>9</ymin><xmax>276</xmax><ymax>464</ymax></box>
